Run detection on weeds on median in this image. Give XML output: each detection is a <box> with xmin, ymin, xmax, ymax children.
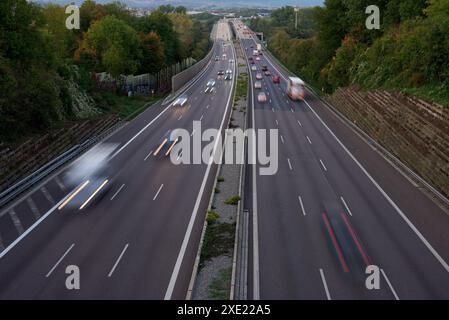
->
<box><xmin>209</xmin><ymin>267</ymin><xmax>232</xmax><ymax>300</ymax></box>
<box><xmin>224</xmin><ymin>195</ymin><xmax>241</xmax><ymax>205</ymax></box>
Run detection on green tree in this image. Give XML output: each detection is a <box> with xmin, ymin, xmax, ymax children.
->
<box><xmin>137</xmin><ymin>11</ymin><xmax>180</xmax><ymax>65</ymax></box>
<box><xmin>84</xmin><ymin>15</ymin><xmax>142</xmax><ymax>77</ymax></box>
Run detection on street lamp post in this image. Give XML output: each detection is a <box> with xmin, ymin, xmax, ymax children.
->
<box><xmin>294</xmin><ymin>6</ymin><xmax>299</xmax><ymax>30</ymax></box>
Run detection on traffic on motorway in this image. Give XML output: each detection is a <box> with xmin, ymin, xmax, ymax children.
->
<box><xmin>234</xmin><ymin>18</ymin><xmax>449</xmax><ymax>300</ymax></box>
<box><xmin>0</xmin><ymin>14</ymin><xmax>449</xmax><ymax>306</ymax></box>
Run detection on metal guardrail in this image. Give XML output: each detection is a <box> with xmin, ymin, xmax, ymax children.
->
<box><xmin>0</xmin><ymin>120</ymin><xmax>123</xmax><ymax>210</ymax></box>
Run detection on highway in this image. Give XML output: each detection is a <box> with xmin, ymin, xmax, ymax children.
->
<box><xmin>0</xmin><ymin>20</ymin><xmax>236</xmax><ymax>299</ymax></box>
<box><xmin>234</xmin><ymin>20</ymin><xmax>449</xmax><ymax>300</ymax></box>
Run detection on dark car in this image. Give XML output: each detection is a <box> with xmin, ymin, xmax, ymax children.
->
<box><xmin>262</xmin><ymin>65</ymin><xmax>268</xmax><ymax>71</ymax></box>
<box><xmin>272</xmin><ymin>75</ymin><xmax>281</xmax><ymax>84</ymax></box>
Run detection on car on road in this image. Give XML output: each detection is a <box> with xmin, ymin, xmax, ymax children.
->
<box><xmin>154</xmin><ymin>129</ymin><xmax>180</xmax><ymax>157</ymax></box>
<box><xmin>62</xmin><ymin>144</ymin><xmax>117</xmax><ymax>211</ymax></box>
<box><xmin>272</xmin><ymin>75</ymin><xmax>281</xmax><ymax>84</ymax></box>
<box><xmin>222</xmin><ymin>53</ymin><xmax>227</xmax><ymax>60</ymax></box>
<box><xmin>250</xmin><ymin>60</ymin><xmax>255</xmax><ymax>64</ymax></box>
<box><xmin>214</xmin><ymin>56</ymin><xmax>219</xmax><ymax>61</ymax></box>
<box><xmin>226</xmin><ymin>69</ymin><xmax>233</xmax><ymax>75</ymax></box>
<box><xmin>256</xmin><ymin>73</ymin><xmax>263</xmax><ymax>80</ymax></box>
<box><xmin>262</xmin><ymin>65</ymin><xmax>268</xmax><ymax>71</ymax></box>
<box><xmin>257</xmin><ymin>92</ymin><xmax>267</xmax><ymax>103</ymax></box>
<box><xmin>229</xmin><ymin>59</ymin><xmax>234</xmax><ymax>64</ymax></box>
<box><xmin>205</xmin><ymin>79</ymin><xmax>215</xmax><ymax>93</ymax></box>
<box><xmin>173</xmin><ymin>94</ymin><xmax>188</xmax><ymax>107</ymax></box>
<box><xmin>225</xmin><ymin>70</ymin><xmax>233</xmax><ymax>80</ymax></box>
<box><xmin>254</xmin><ymin>81</ymin><xmax>262</xmax><ymax>89</ymax></box>
<box><xmin>251</xmin><ymin>65</ymin><xmax>257</xmax><ymax>71</ymax></box>
<box><xmin>264</xmin><ymin>70</ymin><xmax>272</xmax><ymax>76</ymax></box>
<box><xmin>217</xmin><ymin>70</ymin><xmax>225</xmax><ymax>76</ymax></box>
<box><xmin>256</xmin><ymin>56</ymin><xmax>261</xmax><ymax>61</ymax></box>
<box><xmin>206</xmin><ymin>79</ymin><xmax>216</xmax><ymax>87</ymax></box>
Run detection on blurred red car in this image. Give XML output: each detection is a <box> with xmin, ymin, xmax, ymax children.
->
<box><xmin>272</xmin><ymin>75</ymin><xmax>281</xmax><ymax>84</ymax></box>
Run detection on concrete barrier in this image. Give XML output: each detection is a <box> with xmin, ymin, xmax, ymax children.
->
<box><xmin>171</xmin><ymin>24</ymin><xmax>218</xmax><ymax>94</ymax></box>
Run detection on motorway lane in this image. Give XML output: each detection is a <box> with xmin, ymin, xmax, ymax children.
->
<box><xmin>0</xmin><ymin>20</ymin><xmax>236</xmax><ymax>299</ymax></box>
<box><xmin>236</xmin><ymin>20</ymin><xmax>449</xmax><ymax>300</ymax></box>
<box><xmin>247</xmin><ymin>41</ymin><xmax>393</xmax><ymax>299</ymax></box>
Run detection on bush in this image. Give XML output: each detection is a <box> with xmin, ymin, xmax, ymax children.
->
<box><xmin>224</xmin><ymin>195</ymin><xmax>241</xmax><ymax>206</ymax></box>
<box><xmin>207</xmin><ymin>210</ymin><xmax>220</xmax><ymax>224</ymax></box>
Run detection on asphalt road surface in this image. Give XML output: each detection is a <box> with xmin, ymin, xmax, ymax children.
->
<box><xmin>0</xmin><ymin>20</ymin><xmax>236</xmax><ymax>300</ymax></box>
<box><xmin>234</xmin><ymin>19</ymin><xmax>449</xmax><ymax>300</ymax></box>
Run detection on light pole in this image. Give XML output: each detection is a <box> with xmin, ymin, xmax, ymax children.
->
<box><xmin>294</xmin><ymin>6</ymin><xmax>299</xmax><ymax>30</ymax></box>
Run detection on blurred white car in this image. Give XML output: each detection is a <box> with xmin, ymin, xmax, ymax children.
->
<box><xmin>61</xmin><ymin>144</ymin><xmax>118</xmax><ymax>211</ymax></box>
<box><xmin>257</xmin><ymin>92</ymin><xmax>267</xmax><ymax>103</ymax></box>
<box><xmin>254</xmin><ymin>81</ymin><xmax>262</xmax><ymax>89</ymax></box>
<box><xmin>173</xmin><ymin>94</ymin><xmax>188</xmax><ymax>107</ymax></box>
<box><xmin>251</xmin><ymin>65</ymin><xmax>257</xmax><ymax>71</ymax></box>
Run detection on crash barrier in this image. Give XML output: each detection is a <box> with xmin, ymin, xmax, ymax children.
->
<box><xmin>0</xmin><ymin>115</ymin><xmax>121</xmax><ymax>209</ymax></box>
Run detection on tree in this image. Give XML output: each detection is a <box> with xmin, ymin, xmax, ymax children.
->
<box><xmin>137</xmin><ymin>11</ymin><xmax>181</xmax><ymax>65</ymax></box>
<box><xmin>139</xmin><ymin>32</ymin><xmax>165</xmax><ymax>74</ymax></box>
<box><xmin>84</xmin><ymin>16</ymin><xmax>142</xmax><ymax>77</ymax></box>
<box><xmin>42</xmin><ymin>4</ymin><xmax>78</xmax><ymax>61</ymax></box>
<box><xmin>169</xmin><ymin>12</ymin><xmax>194</xmax><ymax>59</ymax></box>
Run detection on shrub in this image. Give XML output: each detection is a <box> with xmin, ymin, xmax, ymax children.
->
<box><xmin>224</xmin><ymin>195</ymin><xmax>241</xmax><ymax>205</ymax></box>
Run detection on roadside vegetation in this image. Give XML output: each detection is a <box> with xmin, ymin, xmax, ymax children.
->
<box><xmin>0</xmin><ymin>1</ymin><xmax>214</xmax><ymax>143</ymax></box>
<box><xmin>250</xmin><ymin>1</ymin><xmax>449</xmax><ymax>106</ymax></box>
<box><xmin>235</xmin><ymin>74</ymin><xmax>248</xmax><ymax>101</ymax></box>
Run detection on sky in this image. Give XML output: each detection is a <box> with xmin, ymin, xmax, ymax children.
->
<box><xmin>33</xmin><ymin>0</ymin><xmax>325</xmax><ymax>9</ymax></box>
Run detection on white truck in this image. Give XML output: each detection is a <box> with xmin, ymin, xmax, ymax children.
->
<box><xmin>256</xmin><ymin>43</ymin><xmax>262</xmax><ymax>52</ymax></box>
<box><xmin>286</xmin><ymin>77</ymin><xmax>305</xmax><ymax>101</ymax></box>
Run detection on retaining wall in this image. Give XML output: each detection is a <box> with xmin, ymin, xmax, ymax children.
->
<box><xmin>327</xmin><ymin>87</ymin><xmax>449</xmax><ymax>197</ymax></box>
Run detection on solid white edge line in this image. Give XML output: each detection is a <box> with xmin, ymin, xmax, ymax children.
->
<box><xmin>45</xmin><ymin>243</ymin><xmax>75</xmax><ymax>277</ymax></box>
<box><xmin>164</xmin><ymin>24</ymin><xmax>237</xmax><ymax>300</ymax></box>
<box><xmin>244</xmin><ymin>38</ymin><xmax>261</xmax><ymax>300</ymax></box>
<box><xmin>108</xmin><ymin>244</ymin><xmax>129</xmax><ymax>277</ymax></box>
<box><xmin>110</xmin><ymin>184</ymin><xmax>125</xmax><ymax>201</ymax></box>
<box><xmin>0</xmin><ymin>188</ymin><xmax>76</xmax><ymax>260</ymax></box>
<box><xmin>319</xmin><ymin>268</ymin><xmax>331</xmax><ymax>300</ymax></box>
<box><xmin>381</xmin><ymin>268</ymin><xmax>400</xmax><ymax>300</ymax></box>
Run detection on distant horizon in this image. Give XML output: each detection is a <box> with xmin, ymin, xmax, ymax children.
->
<box><xmin>32</xmin><ymin>0</ymin><xmax>325</xmax><ymax>10</ymax></box>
